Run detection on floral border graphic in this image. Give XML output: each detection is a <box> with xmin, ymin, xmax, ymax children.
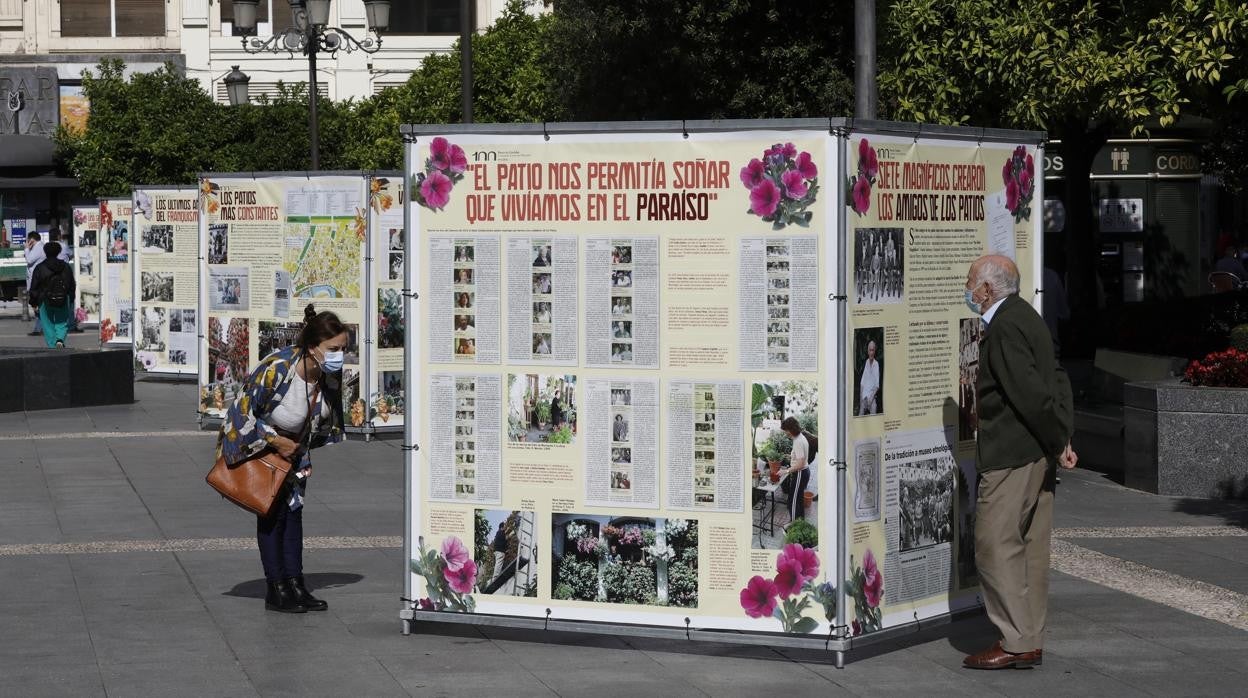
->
<box><xmin>412</xmin><ymin>137</ymin><xmax>468</xmax><ymax>212</ymax></box>
<box><xmin>740</xmin><ymin>143</ymin><xmax>820</xmax><ymax>230</ymax></box>
<box><xmin>847</xmin><ymin>139</ymin><xmax>878</xmax><ymax>215</ymax></box>
<box><xmin>199</xmin><ymin>179</ymin><xmax>221</xmax><ymax>215</ymax></box>
<box><xmin>370</xmin><ymin>177</ymin><xmax>395</xmax><ymax>215</ymax></box>
<box><xmin>845</xmin><ymin>549</ymin><xmax>883</xmax><ymax>635</ymax></box>
<box><xmin>411</xmin><ymin>536</ymin><xmax>477</xmax><ymax>612</ymax></box>
<box><xmin>1002</xmin><ymin>146</ymin><xmax>1035</xmax><ymax>223</ymax></box>
<box><xmin>738</xmin><ymin>543</ymin><xmax>836</xmax><ymax>633</ymax></box>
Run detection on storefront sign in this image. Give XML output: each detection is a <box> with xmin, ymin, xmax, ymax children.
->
<box><xmin>0</xmin><ymin>68</ymin><xmax>59</xmax><ymax>137</ymax></box>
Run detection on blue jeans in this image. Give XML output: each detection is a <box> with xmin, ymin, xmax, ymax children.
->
<box><xmin>257</xmin><ymin>491</ymin><xmax>303</xmax><ymax>582</ymax></box>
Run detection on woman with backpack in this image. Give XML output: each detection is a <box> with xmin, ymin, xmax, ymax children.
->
<box><xmin>29</xmin><ymin>241</ymin><xmax>76</xmax><ymax>349</ymax></box>
<box><xmin>779</xmin><ymin>417</ymin><xmax>817</xmax><ymax>522</ymax></box>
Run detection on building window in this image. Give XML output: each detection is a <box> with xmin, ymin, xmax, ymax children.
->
<box><xmin>61</xmin><ymin>0</ymin><xmax>165</xmax><ymax>38</ymax></box>
<box><xmin>389</xmin><ymin>0</ymin><xmax>463</xmax><ymax>35</ymax></box>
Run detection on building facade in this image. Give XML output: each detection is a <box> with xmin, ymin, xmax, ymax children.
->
<box><xmin>0</xmin><ymin>0</ymin><xmax>509</xmax><ymax>243</ymax></box>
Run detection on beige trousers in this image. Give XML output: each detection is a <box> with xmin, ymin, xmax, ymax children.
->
<box><xmin>974</xmin><ymin>457</ymin><xmax>1053</xmax><ymax>653</ymax></box>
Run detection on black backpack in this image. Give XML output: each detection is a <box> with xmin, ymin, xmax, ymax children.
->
<box><xmin>45</xmin><ymin>271</ymin><xmax>68</xmax><ymax>307</ymax></box>
<box><xmin>803</xmin><ymin>430</ymin><xmax>818</xmax><ymax>464</ymax></box>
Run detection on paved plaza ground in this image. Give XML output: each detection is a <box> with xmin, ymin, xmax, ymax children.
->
<box><xmin>1</xmin><ymin>316</ymin><xmax>1246</xmax><ymax>696</ymax></box>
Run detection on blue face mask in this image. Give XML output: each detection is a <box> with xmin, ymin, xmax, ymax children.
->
<box><xmin>964</xmin><ymin>289</ymin><xmax>982</xmax><ymax>315</ymax></box>
<box><xmin>320</xmin><ymin>350</ymin><xmax>344</xmax><ymax>373</ymax></box>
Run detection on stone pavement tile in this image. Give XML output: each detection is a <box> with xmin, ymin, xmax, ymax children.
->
<box><xmin>241</xmin><ymin>655</ymin><xmax>408</xmax><ymax>697</ymax></box>
<box><xmin>624</xmin><ymin>643</ymin><xmax>842</xmax><ymax>698</ymax></box>
<box><xmin>0</xmin><ymin>503</ymin><xmax>63</xmax><ymax>545</ymax></box>
<box><xmin>0</xmin><ymin>658</ymin><xmax>106</xmax><ymax>698</ymax></box>
<box><xmin>1114</xmin><ymin>668</ymin><xmax>1247</xmax><ymax>697</ymax></box>
<box><xmin>97</xmin><ymin>658</ymin><xmax>258</xmax><ymax>698</ymax></box>
<box><xmin>0</xmin><ymin>556</ymin><xmax>79</xmax><ymax>607</ymax></box>
<box><xmin>0</xmin><ymin>609</ymin><xmax>96</xmax><ymax>662</ymax></box>
<box><xmin>1066</xmin><ymin>537</ymin><xmax>1248</xmax><ymax>595</ymax></box>
<box><xmin>82</xmin><ymin>607</ymin><xmax>237</xmax><ymax>666</ymax></box>
<box><xmin>70</xmin><ymin>554</ymin><xmax>202</xmax><ymax>613</ymax></box>
<box><xmin>374</xmin><ymin>638</ymin><xmax>557</xmax><ymax>698</ymax></box>
<box><xmin>0</xmin><ymin>410</ymin><xmax>31</xmax><ymax>436</ymax></box>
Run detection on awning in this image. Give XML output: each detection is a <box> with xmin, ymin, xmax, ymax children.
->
<box><xmin>0</xmin><ymin>135</ymin><xmax>56</xmax><ymax>168</ymax></box>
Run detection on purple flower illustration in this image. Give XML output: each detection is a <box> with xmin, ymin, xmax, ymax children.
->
<box><xmin>750</xmin><ymin>179</ymin><xmax>781</xmax><ymax>217</ymax></box>
<box><xmin>847</xmin><ymin>139</ymin><xmax>877</xmax><ymax>216</ymax></box>
<box><xmin>773</xmin><ymin>558</ymin><xmax>805</xmax><ymax>599</ymax></box>
<box><xmin>740</xmin><ymin>575</ymin><xmax>779</xmax><ymax>618</ymax></box>
<box><xmin>443</xmin><ymin>558</ymin><xmax>477</xmax><ymax>594</ymax></box>
<box><xmin>413</xmin><ymin>137</ymin><xmax>469</xmax><ymax>211</ymax></box>
<box><xmin>741</xmin><ymin>143</ymin><xmax>819</xmax><ymax>229</ymax></box>
<box><xmin>852</xmin><ymin>177</ymin><xmax>872</xmax><ymax>214</ymax></box>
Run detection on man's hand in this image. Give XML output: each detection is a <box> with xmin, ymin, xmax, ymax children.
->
<box><xmin>1059</xmin><ymin>443</ymin><xmax>1078</xmax><ymax>470</ymax></box>
<box><xmin>271</xmin><ymin>435</ymin><xmax>299</xmax><ymax>460</ymax></box>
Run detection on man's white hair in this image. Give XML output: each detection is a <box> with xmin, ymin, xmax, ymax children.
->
<box><xmin>975</xmin><ymin>255</ymin><xmax>1020</xmax><ymax>295</ymax></box>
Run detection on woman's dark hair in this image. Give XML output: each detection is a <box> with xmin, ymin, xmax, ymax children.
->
<box><xmin>299</xmin><ymin>303</ymin><xmax>347</xmax><ymax>349</ymax></box>
<box><xmin>42</xmin><ymin>241</ymin><xmax>62</xmax><ymax>259</ymax></box>
<box><xmin>780</xmin><ymin>416</ymin><xmax>801</xmax><ymax>434</ymax></box>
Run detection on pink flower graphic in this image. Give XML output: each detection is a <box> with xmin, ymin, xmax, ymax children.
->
<box><xmin>443</xmin><ymin>558</ymin><xmax>477</xmax><ymax>594</ymax></box>
<box><xmin>421</xmin><ymin>170</ymin><xmax>453</xmax><ymax>210</ymax></box>
<box><xmin>778</xmin><ymin>543</ymin><xmax>820</xmax><ymax>582</ymax></box>
<box><xmin>862</xmin><ymin>549</ymin><xmax>883</xmax><ymax>608</ymax></box>
<box><xmin>440</xmin><ymin>536</ymin><xmax>470</xmax><ymax>572</ymax></box>
<box><xmin>1002</xmin><ymin>160</ymin><xmax>1013</xmax><ymax>186</ymax></box>
<box><xmin>418</xmin><ymin>597</ymin><xmax>435</xmax><ymax>610</ymax></box>
<box><xmin>750</xmin><ymin>179</ymin><xmax>781</xmax><ymax>217</ymax></box>
<box><xmin>795</xmin><ymin>151</ymin><xmax>818</xmax><ymax>180</ymax></box>
<box><xmin>1019</xmin><ymin>168</ymin><xmax>1033</xmax><ymax>195</ymax></box>
<box><xmin>429</xmin><ymin>137</ymin><xmax>453</xmax><ymax>171</ymax></box>
<box><xmin>852</xmin><ymin>177</ymin><xmax>872</xmax><ymax>214</ymax></box>
<box><xmin>740</xmin><ymin>575</ymin><xmax>779</xmax><ymax>618</ymax></box>
<box><xmin>781</xmin><ymin>170</ymin><xmax>809</xmax><ymax>200</ymax></box>
<box><xmin>779</xmin><ymin>142</ymin><xmax>798</xmax><ymax>160</ymax></box>
<box><xmin>740</xmin><ymin>158</ymin><xmax>767</xmax><ymax>188</ymax></box>
<box><xmin>448</xmin><ymin>144</ymin><xmax>468</xmax><ymax>174</ymax></box>
<box><xmin>773</xmin><ymin>558</ymin><xmax>805</xmax><ymax>599</ymax></box>
<box><xmin>858</xmin><ymin>139</ymin><xmax>879</xmax><ymax>180</ymax></box>
<box><xmin>1025</xmin><ymin>153</ymin><xmax>1035</xmax><ymax>176</ymax></box>
<box><xmin>1005</xmin><ymin>177</ymin><xmax>1019</xmax><ymax>213</ymax></box>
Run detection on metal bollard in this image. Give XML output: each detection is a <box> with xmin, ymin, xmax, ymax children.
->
<box><xmin>19</xmin><ymin>288</ymin><xmax>29</xmax><ymax>321</ymax></box>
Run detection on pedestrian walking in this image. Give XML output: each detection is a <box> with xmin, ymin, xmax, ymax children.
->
<box><xmin>28</xmin><ymin>241</ymin><xmax>75</xmax><ymax>349</ymax></box>
<box><xmin>961</xmin><ymin>255</ymin><xmax>1076</xmax><ymax>670</ymax></box>
<box><xmin>216</xmin><ymin>303</ymin><xmax>347</xmax><ymax>614</ymax></box>
<box><xmin>24</xmin><ymin>232</ymin><xmax>44</xmax><ymax>336</ymax></box>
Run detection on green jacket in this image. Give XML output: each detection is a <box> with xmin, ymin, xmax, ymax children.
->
<box><xmin>975</xmin><ymin>294</ymin><xmax>1073</xmax><ymax>473</ymax></box>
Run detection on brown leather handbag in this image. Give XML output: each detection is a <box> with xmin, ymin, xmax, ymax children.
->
<box><xmin>206</xmin><ymin>449</ymin><xmax>294</xmax><ymax>517</ymax></box>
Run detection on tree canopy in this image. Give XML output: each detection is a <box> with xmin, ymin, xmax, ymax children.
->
<box><xmin>543</xmin><ymin>0</ymin><xmax>856</xmax><ymax>121</ymax></box>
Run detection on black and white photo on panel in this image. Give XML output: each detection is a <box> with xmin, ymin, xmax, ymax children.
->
<box><xmin>854</xmin><ymin>227</ymin><xmax>905</xmax><ymax>304</ymax></box>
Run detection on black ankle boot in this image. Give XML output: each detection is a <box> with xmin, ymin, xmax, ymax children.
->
<box><xmin>288</xmin><ymin>575</ymin><xmax>328</xmax><ymax>611</ymax></box>
<box><xmin>265</xmin><ymin>580</ymin><xmax>308</xmax><ymax>613</ymax></box>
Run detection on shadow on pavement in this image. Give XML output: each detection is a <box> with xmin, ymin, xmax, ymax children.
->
<box><xmin>223</xmin><ymin>572</ymin><xmax>365</xmax><ymax>599</ymax></box>
<box><xmin>1171</xmin><ymin>489</ymin><xmax>1248</xmax><ymax>528</ymax></box>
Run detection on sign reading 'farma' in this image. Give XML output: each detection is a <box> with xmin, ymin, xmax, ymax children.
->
<box><xmin>0</xmin><ymin>68</ymin><xmax>59</xmax><ymax>137</ymax></box>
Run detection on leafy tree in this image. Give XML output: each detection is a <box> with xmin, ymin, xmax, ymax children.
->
<box><xmin>55</xmin><ymin>60</ymin><xmax>220</xmax><ymax>197</ymax></box>
<box><xmin>544</xmin><ymin>0</ymin><xmax>855</xmax><ymax>121</ymax></box>
<box><xmin>879</xmin><ymin>1</ymin><xmax>1248</xmax><ymax>351</ymax></box>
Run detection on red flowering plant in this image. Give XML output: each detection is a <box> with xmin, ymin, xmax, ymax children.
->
<box><xmin>412</xmin><ymin>137</ymin><xmax>468</xmax><ymax>212</ymax></box>
<box><xmin>1002</xmin><ymin>146</ymin><xmax>1035</xmax><ymax>223</ymax></box>
<box><xmin>844</xmin><ymin>549</ymin><xmax>883</xmax><ymax>635</ymax></box>
<box><xmin>738</xmin><ymin>543</ymin><xmax>835</xmax><ymax>633</ymax></box>
<box><xmin>847</xmin><ymin>139</ymin><xmax>878</xmax><ymax>215</ymax></box>
<box><xmin>411</xmin><ymin>535</ymin><xmax>478</xmax><ymax>612</ymax></box>
<box><xmin>740</xmin><ymin>142</ymin><xmax>820</xmax><ymax>230</ymax></box>
<box><xmin>1184</xmin><ymin>348</ymin><xmax>1248</xmax><ymax>388</ymax></box>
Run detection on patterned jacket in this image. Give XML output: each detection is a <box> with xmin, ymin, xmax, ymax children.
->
<box><xmin>216</xmin><ymin>346</ymin><xmax>344</xmax><ymax>468</ymax></box>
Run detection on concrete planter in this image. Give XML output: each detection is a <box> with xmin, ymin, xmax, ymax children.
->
<box><xmin>1124</xmin><ymin>380</ymin><xmax>1248</xmax><ymax>499</ymax></box>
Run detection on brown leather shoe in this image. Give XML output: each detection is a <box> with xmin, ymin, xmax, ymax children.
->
<box><xmin>963</xmin><ymin>641</ymin><xmax>1043</xmax><ymax>669</ymax></box>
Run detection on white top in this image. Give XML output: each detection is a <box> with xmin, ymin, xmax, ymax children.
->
<box><xmin>982</xmin><ymin>296</ymin><xmax>1008</xmax><ymax>326</ymax></box>
<box><xmin>268</xmin><ymin>376</ymin><xmax>324</xmax><ymax>434</ymax></box>
<box><xmin>791</xmin><ymin>432</ymin><xmax>809</xmax><ymax>468</ymax></box>
<box><xmin>860</xmin><ymin>358</ymin><xmax>880</xmax><ymax>400</ymax></box>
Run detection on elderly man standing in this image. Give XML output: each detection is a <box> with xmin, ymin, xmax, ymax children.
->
<box><xmin>962</xmin><ymin>254</ymin><xmax>1076</xmax><ymax>670</ymax></box>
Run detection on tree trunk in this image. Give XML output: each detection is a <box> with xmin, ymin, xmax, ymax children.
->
<box><xmin>1055</xmin><ymin>121</ymin><xmax>1110</xmax><ymax>358</ymax></box>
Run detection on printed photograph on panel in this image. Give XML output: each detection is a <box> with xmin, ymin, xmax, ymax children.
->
<box><xmin>750</xmin><ymin>380</ymin><xmax>819</xmax><ymax>550</ymax></box>
<box><xmin>506</xmin><ymin>373</ymin><xmax>576</xmax><ymax>444</ymax></box>
<box><xmin>854</xmin><ymin>227</ymin><xmax>905</xmax><ymax>304</ymax></box>
<box><xmin>853</xmin><ymin>327</ymin><xmax>884</xmax><ymax>417</ymax></box>
<box><xmin>475</xmin><ymin>509</ymin><xmax>539</xmax><ymax>597</ymax></box>
<box><xmin>550</xmin><ymin>515</ymin><xmax>697</xmax><ymax>608</ymax></box>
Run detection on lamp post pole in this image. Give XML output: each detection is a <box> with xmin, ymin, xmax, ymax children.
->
<box><xmin>308</xmin><ymin>36</ymin><xmax>320</xmax><ymax>170</ymax></box>
<box><xmin>230</xmin><ymin>0</ymin><xmax>388</xmax><ymax>171</ymax></box>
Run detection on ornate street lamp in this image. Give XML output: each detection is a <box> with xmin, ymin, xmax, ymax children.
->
<box><xmin>224</xmin><ymin>65</ymin><xmax>252</xmax><ymax>107</ymax></box>
<box><xmin>232</xmin><ymin>0</ymin><xmax>389</xmax><ymax>170</ymax></box>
